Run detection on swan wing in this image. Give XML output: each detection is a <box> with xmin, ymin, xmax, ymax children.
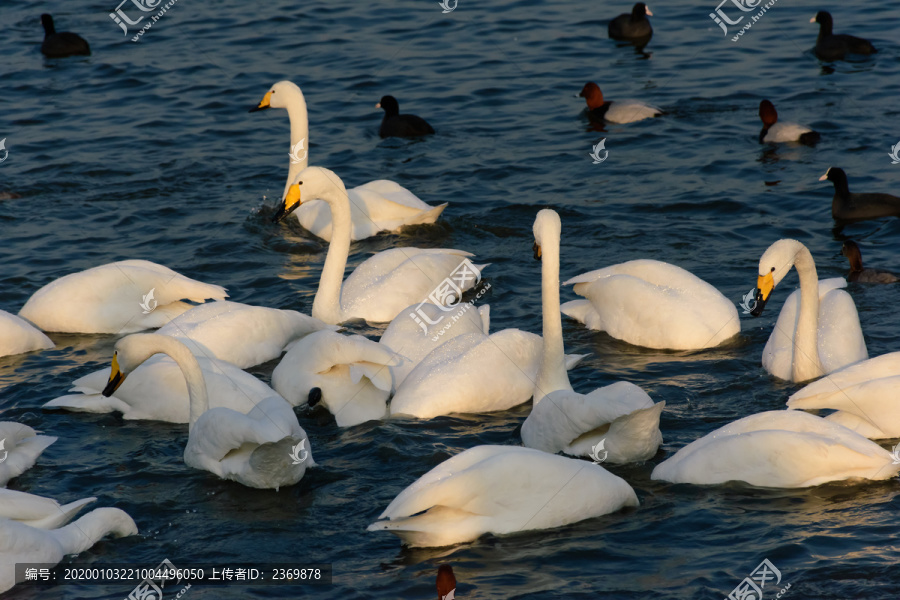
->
<box><xmin>0</xmin><ymin>310</ymin><xmax>54</xmax><ymax>357</ymax></box>
<box><xmin>817</xmin><ymin>286</ymin><xmax>868</xmax><ymax>373</ymax></box>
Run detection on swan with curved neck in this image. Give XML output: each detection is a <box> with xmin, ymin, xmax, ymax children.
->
<box><xmin>1</xmin><ymin>507</ymin><xmax>137</xmax><ymax>593</ymax></box>
<box><xmin>750</xmin><ymin>239</ymin><xmax>867</xmax><ymax>382</ymax></box>
<box><xmin>275</xmin><ymin>166</ymin><xmax>482</xmax><ymax>325</ymax></box>
<box><xmin>250</xmin><ymin>81</ymin><xmax>445</xmax><ymax>241</ymax></box>
<box><xmin>101</xmin><ymin>334</ymin><xmax>313</xmax><ymax>489</ymax></box>
<box><xmin>523</xmin><ymin>209</ymin><xmax>664</xmax><ymax>464</ymax></box>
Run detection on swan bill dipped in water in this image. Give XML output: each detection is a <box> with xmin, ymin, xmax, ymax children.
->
<box><xmin>748</xmin><ymin>239</ymin><xmax>867</xmax><ymax>382</ymax></box>
<box><xmin>367</xmin><ymin>445</ymin><xmax>638</xmax><ymax>547</ymax></box>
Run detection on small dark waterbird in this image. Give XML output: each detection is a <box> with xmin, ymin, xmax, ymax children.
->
<box><xmin>810</xmin><ymin>11</ymin><xmax>876</xmax><ymax>61</ymax></box>
<box><xmin>842</xmin><ymin>241</ymin><xmax>898</xmax><ymax>284</ymax></box>
<box><xmin>40</xmin><ymin>14</ymin><xmax>90</xmax><ymax>58</ymax></box>
<box><xmin>608</xmin><ymin>3</ymin><xmax>653</xmax><ymax>45</ymax></box>
<box><xmin>376</xmin><ymin>96</ymin><xmax>434</xmax><ymax>138</ymax></box>
<box><xmin>819</xmin><ymin>167</ymin><xmax>900</xmax><ymax>224</ymax></box>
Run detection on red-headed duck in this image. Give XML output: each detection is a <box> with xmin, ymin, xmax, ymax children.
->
<box><xmin>842</xmin><ymin>241</ymin><xmax>898</xmax><ymax>284</ymax></box>
<box><xmin>758</xmin><ymin>100</ymin><xmax>820</xmax><ymax>145</ymax></box>
<box><xmin>578</xmin><ymin>82</ymin><xmax>661</xmax><ymax>124</ymax></box>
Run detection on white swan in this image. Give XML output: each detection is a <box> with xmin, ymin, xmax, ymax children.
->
<box><xmin>251</xmin><ymin>80</ymin><xmax>445</xmax><ymax>241</ymax></box>
<box><xmin>45</xmin><ymin>350</ymin><xmax>274</xmax><ymax>424</ymax></box>
<box><xmin>389</xmin><ymin>330</ymin><xmax>585</xmax><ymax>420</ymax></box>
<box><xmin>0</xmin><ymin>507</ymin><xmax>137</xmax><ymax>594</ymax></box>
<box><xmin>156</xmin><ymin>300</ymin><xmax>335</xmax><ymax>369</ymax></box>
<box><xmin>18</xmin><ymin>260</ymin><xmax>227</xmax><ymax>334</ymax></box>
<box><xmin>0</xmin><ymin>422</ymin><xmax>56</xmax><ymax>487</ymax></box>
<box><xmin>651</xmin><ymin>410</ymin><xmax>899</xmax><ymax>487</ymax></box>
<box><xmin>0</xmin><ymin>489</ymin><xmax>95</xmax><ymax>529</ymax></box>
<box><xmin>749</xmin><ymin>239</ymin><xmax>867</xmax><ymax>382</ymax></box>
<box><xmin>380</xmin><ymin>302</ymin><xmax>491</xmax><ymax>389</ymax></box>
<box><xmin>787</xmin><ymin>352</ymin><xmax>900</xmax><ymax>439</ymax></box>
<box><xmin>102</xmin><ymin>334</ymin><xmax>314</xmax><ymax>489</ymax></box>
<box><xmin>0</xmin><ymin>310</ymin><xmax>53</xmax><ymax>358</ymax></box>
<box><xmin>560</xmin><ymin>259</ymin><xmax>739</xmax><ymax>350</ymax></box>
<box><xmin>274</xmin><ymin>167</ymin><xmax>485</xmax><ymax>325</ymax></box>
<box><xmin>522</xmin><ymin>209</ymin><xmax>664</xmax><ymax>464</ymax></box>
<box><xmin>367</xmin><ymin>445</ymin><xmax>638</xmax><ymax>547</ymax></box>
<box><xmin>272</xmin><ymin>330</ymin><xmax>401</xmax><ymax>427</ymax></box>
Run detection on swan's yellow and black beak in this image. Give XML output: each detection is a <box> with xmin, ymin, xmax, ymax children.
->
<box><xmin>101</xmin><ymin>353</ymin><xmax>127</xmax><ymax>397</ymax></box>
<box><xmin>750</xmin><ymin>271</ymin><xmax>775</xmax><ymax>317</ymax></box>
<box><xmin>273</xmin><ymin>183</ymin><xmax>303</xmax><ymax>223</ymax></box>
<box><xmin>249</xmin><ymin>90</ymin><xmax>273</xmax><ymax>113</ymax></box>
<box><xmin>533</xmin><ymin>242</ymin><xmax>542</xmax><ymax>261</ymax></box>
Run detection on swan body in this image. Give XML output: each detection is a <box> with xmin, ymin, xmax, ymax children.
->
<box><xmin>103</xmin><ymin>334</ymin><xmax>313</xmax><ymax>488</ymax></box>
<box><xmin>367</xmin><ymin>445</ymin><xmax>638</xmax><ymax>547</ymax></box>
<box><xmin>0</xmin><ymin>507</ymin><xmax>137</xmax><ymax>594</ymax></box>
<box><xmin>787</xmin><ymin>352</ymin><xmax>900</xmax><ymax>439</ymax></box>
<box><xmin>18</xmin><ymin>260</ymin><xmax>227</xmax><ymax>334</ymax></box>
<box><xmin>275</xmin><ymin>167</ymin><xmax>484</xmax><ymax>325</ymax></box>
<box><xmin>157</xmin><ymin>300</ymin><xmax>335</xmax><ymax>369</ymax></box>
<box><xmin>0</xmin><ymin>422</ymin><xmax>56</xmax><ymax>487</ymax></box>
<box><xmin>523</xmin><ymin>210</ymin><xmax>664</xmax><ymax>463</ymax></box>
<box><xmin>251</xmin><ymin>81</ymin><xmax>444</xmax><ymax>240</ymax></box>
<box><xmin>390</xmin><ymin>329</ymin><xmax>584</xmax><ymax>420</ymax></box>
<box><xmin>272</xmin><ymin>330</ymin><xmax>401</xmax><ymax>427</ymax></box>
<box><xmin>561</xmin><ymin>259</ymin><xmax>739</xmax><ymax>350</ymax></box>
<box><xmin>750</xmin><ymin>240</ymin><xmax>867</xmax><ymax>382</ymax></box>
<box><xmin>380</xmin><ymin>302</ymin><xmax>491</xmax><ymax>388</ymax></box>
<box><xmin>45</xmin><ymin>353</ymin><xmax>274</xmax><ymax>423</ymax></box>
<box><xmin>0</xmin><ymin>489</ymin><xmax>95</xmax><ymax>529</ymax></box>
<box><xmin>0</xmin><ymin>310</ymin><xmax>53</xmax><ymax>358</ymax></box>
<box><xmin>651</xmin><ymin>410</ymin><xmax>899</xmax><ymax>487</ymax></box>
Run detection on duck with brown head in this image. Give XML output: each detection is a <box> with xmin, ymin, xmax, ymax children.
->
<box><xmin>436</xmin><ymin>565</ymin><xmax>456</xmax><ymax>600</ymax></box>
<box><xmin>578</xmin><ymin>82</ymin><xmax>661</xmax><ymax>124</ymax></box>
<box><xmin>842</xmin><ymin>241</ymin><xmax>898</xmax><ymax>284</ymax></box>
<box><xmin>758</xmin><ymin>100</ymin><xmax>820</xmax><ymax>145</ymax></box>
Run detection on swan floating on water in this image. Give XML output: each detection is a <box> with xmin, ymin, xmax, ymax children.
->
<box><xmin>0</xmin><ymin>422</ymin><xmax>56</xmax><ymax>487</ymax></box>
<box><xmin>0</xmin><ymin>310</ymin><xmax>54</xmax><ymax>358</ymax></box>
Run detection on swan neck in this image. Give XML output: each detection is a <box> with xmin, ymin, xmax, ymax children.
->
<box><xmin>792</xmin><ymin>246</ymin><xmax>823</xmax><ymax>381</ymax></box>
<box><xmin>535</xmin><ymin>229</ymin><xmax>572</xmax><ymax>402</ymax></box>
<box><xmin>51</xmin><ymin>510</ymin><xmax>130</xmax><ymax>555</ymax></box>
<box><xmin>282</xmin><ymin>91</ymin><xmax>310</xmax><ymax>200</ymax></box>
<box><xmin>312</xmin><ymin>182</ymin><xmax>352</xmax><ymax>324</ymax></box>
<box><xmin>151</xmin><ymin>336</ymin><xmax>209</xmax><ymax>427</ymax></box>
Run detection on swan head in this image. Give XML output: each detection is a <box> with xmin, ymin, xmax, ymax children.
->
<box><xmin>532</xmin><ymin>209</ymin><xmax>561</xmax><ymax>261</ymax></box>
<box><xmin>751</xmin><ymin>239</ymin><xmax>803</xmax><ymax>317</ymax></box>
<box><xmin>101</xmin><ymin>333</ymin><xmax>167</xmax><ymax>397</ymax></box>
<box><xmin>273</xmin><ymin>166</ymin><xmax>342</xmax><ymax>222</ymax></box>
<box><xmin>249</xmin><ymin>80</ymin><xmax>303</xmax><ymax>113</ymax></box>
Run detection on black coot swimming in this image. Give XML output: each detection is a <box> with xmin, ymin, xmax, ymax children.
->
<box><xmin>810</xmin><ymin>11</ymin><xmax>876</xmax><ymax>61</ymax></box>
<box><xmin>40</xmin><ymin>14</ymin><xmax>90</xmax><ymax>58</ymax></box>
<box><xmin>820</xmin><ymin>167</ymin><xmax>900</xmax><ymax>223</ymax></box>
<box><xmin>608</xmin><ymin>3</ymin><xmax>653</xmax><ymax>45</ymax></box>
<box><xmin>376</xmin><ymin>96</ymin><xmax>434</xmax><ymax>138</ymax></box>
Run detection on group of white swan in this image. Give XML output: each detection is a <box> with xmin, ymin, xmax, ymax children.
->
<box><xmin>2</xmin><ymin>81</ymin><xmax>898</xmax><ymax>575</ymax></box>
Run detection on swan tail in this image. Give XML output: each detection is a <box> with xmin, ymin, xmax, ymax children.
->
<box><xmin>405</xmin><ymin>202</ymin><xmax>447</xmax><ymax>225</ymax></box>
<box><xmin>560</xmin><ymin>299</ymin><xmax>594</xmax><ymax>325</ymax></box>
<box><xmin>605</xmin><ymin>401</ymin><xmax>665</xmax><ymax>463</ymax></box>
<box><xmin>564</xmin><ymin>353</ymin><xmax>588</xmax><ymax>370</ymax></box>
<box><xmin>43</xmin><ymin>393</ymin><xmax>131</xmax><ymax>415</ymax></box>
<box><xmin>39</xmin><ymin>497</ymin><xmax>97</xmax><ymax>529</ymax></box>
